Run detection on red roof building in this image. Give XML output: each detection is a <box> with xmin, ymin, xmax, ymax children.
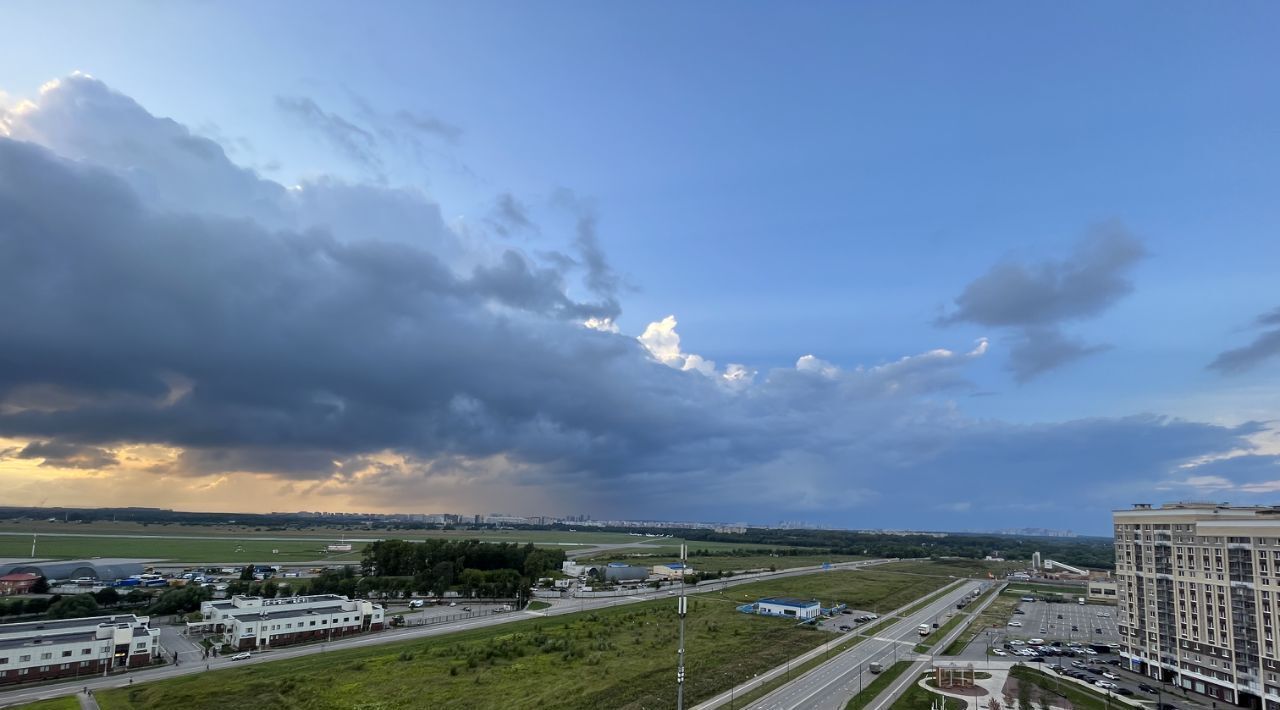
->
<box><xmin>0</xmin><ymin>573</ymin><xmax>39</xmax><ymax>596</ymax></box>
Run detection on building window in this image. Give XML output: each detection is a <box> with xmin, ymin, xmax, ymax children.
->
<box><xmin>80</xmin><ymin>661</ymin><xmax>89</xmax><ymax>667</ymax></box>
<box><xmin>40</xmin><ymin>653</ymin><xmax>51</xmax><ymax>660</ymax></box>
<box><xmin>61</xmin><ymin>650</ymin><xmax>72</xmax><ymax>657</ymax></box>
<box><xmin>81</xmin><ymin>648</ymin><xmax>91</xmax><ymax>655</ymax></box>
<box><xmin>61</xmin><ymin>663</ymin><xmax>70</xmax><ymax>670</ymax></box>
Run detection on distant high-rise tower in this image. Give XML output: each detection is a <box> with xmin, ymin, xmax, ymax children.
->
<box><xmin>1031</xmin><ymin>551</ymin><xmax>1042</xmax><ymax>569</ymax></box>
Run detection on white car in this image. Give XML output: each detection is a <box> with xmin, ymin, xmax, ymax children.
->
<box><xmin>1083</xmin><ymin>648</ymin><xmax>1098</xmax><ymax>655</ymax></box>
<box><xmin>230</xmin><ymin>652</ymin><xmax>251</xmax><ymax>661</ymax></box>
<box><xmin>1007</xmin><ymin>621</ymin><xmax>1022</xmax><ymax>627</ymax></box>
<box><xmin>1009</xmin><ymin>639</ymin><xmax>1025</xmax><ymax>646</ymax></box>
<box><xmin>1029</xmin><ymin>638</ymin><xmax>1045</xmax><ymax>645</ymax></box>
<box><xmin>992</xmin><ymin>649</ymin><xmax>1008</xmax><ymax>656</ymax></box>
<box><xmin>1095</xmin><ymin>681</ymin><xmax>1118</xmax><ymax>690</ymax></box>
<box><xmin>1102</xmin><ymin>672</ymin><xmax>1118</xmax><ymax>680</ymax></box>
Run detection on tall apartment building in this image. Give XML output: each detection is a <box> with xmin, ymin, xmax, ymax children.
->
<box><xmin>1114</xmin><ymin>503</ymin><xmax>1280</xmax><ymax>709</ymax></box>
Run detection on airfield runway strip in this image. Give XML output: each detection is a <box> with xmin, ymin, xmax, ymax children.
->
<box><xmin>0</xmin><ymin>559</ymin><xmax>893</xmax><ymax>708</ymax></box>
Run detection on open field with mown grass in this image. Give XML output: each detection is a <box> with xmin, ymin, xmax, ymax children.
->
<box><xmin>91</xmin><ymin>565</ymin><xmax>960</xmax><ymax>709</ymax></box>
<box><xmin>581</xmin><ymin>552</ymin><xmax>865</xmax><ymax>573</ymax></box>
<box><xmin>12</xmin><ymin>697</ymin><xmax>80</xmax><ymax>710</ymax></box>
<box><xmin>878</xmin><ymin>558</ymin><xmax>1020</xmax><ymax>578</ymax></box>
<box><xmin>0</xmin><ymin>534</ymin><xmax>367</xmax><ymax>564</ymax></box>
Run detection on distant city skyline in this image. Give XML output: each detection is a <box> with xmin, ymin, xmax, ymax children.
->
<box><xmin>1</xmin><ymin>3</ymin><xmax>1278</xmax><ymax>536</ymax></box>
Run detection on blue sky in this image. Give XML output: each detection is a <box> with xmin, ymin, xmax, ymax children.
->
<box><xmin>1</xmin><ymin>3</ymin><xmax>1277</xmax><ymax>533</ymax></box>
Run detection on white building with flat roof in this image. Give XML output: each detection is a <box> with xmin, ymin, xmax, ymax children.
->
<box><xmin>0</xmin><ymin>614</ymin><xmax>158</xmax><ymax>686</ymax></box>
<box><xmin>754</xmin><ymin>597</ymin><xmax>821</xmax><ymax>620</ymax></box>
<box><xmin>196</xmin><ymin>594</ymin><xmax>385</xmax><ymax>651</ymax></box>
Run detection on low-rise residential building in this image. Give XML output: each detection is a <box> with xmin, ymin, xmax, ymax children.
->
<box><xmin>194</xmin><ymin>594</ymin><xmax>385</xmax><ymax>651</ymax></box>
<box><xmin>0</xmin><ymin>614</ymin><xmax>159</xmax><ymax>685</ymax></box>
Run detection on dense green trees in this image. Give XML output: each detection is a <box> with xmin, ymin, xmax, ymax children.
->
<box><xmin>359</xmin><ymin>539</ymin><xmax>558</xmax><ymax>599</ymax></box>
<box><xmin>46</xmin><ymin>594</ymin><xmax>99</xmax><ymax>619</ymax></box>
<box><xmin>147</xmin><ymin>584</ymin><xmax>212</xmax><ymax>615</ymax></box>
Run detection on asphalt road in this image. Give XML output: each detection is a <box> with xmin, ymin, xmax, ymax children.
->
<box><xmin>726</xmin><ymin>580</ymin><xmax>988</xmax><ymax>710</ymax></box>
<box><xmin>0</xmin><ymin>558</ymin><xmax>895</xmax><ymax>707</ymax></box>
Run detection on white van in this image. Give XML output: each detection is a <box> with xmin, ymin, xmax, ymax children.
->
<box><xmin>408</xmin><ymin>599</ymin><xmax>425</xmax><ymax>608</ymax></box>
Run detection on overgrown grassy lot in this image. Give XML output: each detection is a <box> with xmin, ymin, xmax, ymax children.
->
<box><xmin>94</xmin><ymin>566</ymin><xmax>957</xmax><ymax>710</ymax></box>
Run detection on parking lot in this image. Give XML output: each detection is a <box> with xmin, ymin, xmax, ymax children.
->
<box><xmin>1004</xmin><ymin>599</ymin><xmax>1120</xmax><ymax>646</ymax></box>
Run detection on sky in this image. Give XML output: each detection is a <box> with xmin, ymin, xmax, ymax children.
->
<box><xmin>1</xmin><ymin>2</ymin><xmax>1278</xmax><ymax>534</ymax></box>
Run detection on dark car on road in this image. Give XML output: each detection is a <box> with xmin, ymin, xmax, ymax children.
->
<box><xmin>1138</xmin><ymin>683</ymin><xmax>1157</xmax><ymax>694</ymax></box>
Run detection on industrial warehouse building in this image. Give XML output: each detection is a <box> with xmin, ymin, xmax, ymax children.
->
<box><xmin>0</xmin><ymin>614</ymin><xmax>159</xmax><ymax>685</ymax></box>
<box><xmin>0</xmin><ymin>559</ymin><xmax>146</xmax><ymax>584</ymax></box>
<box><xmin>602</xmin><ymin>563</ymin><xmax>650</xmax><ymax>582</ymax></box>
<box><xmin>193</xmin><ymin>594</ymin><xmax>385</xmax><ymax>651</ymax></box>
<box><xmin>754</xmin><ymin>597</ymin><xmax>822</xmax><ymax>620</ymax></box>
<box><xmin>652</xmin><ymin>563</ymin><xmax>692</xmax><ymax>579</ymax></box>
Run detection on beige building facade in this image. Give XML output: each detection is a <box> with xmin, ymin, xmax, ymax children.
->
<box><xmin>1114</xmin><ymin>503</ymin><xmax>1280</xmax><ymax>709</ymax></box>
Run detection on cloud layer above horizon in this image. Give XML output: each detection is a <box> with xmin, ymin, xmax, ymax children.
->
<box><xmin>1</xmin><ymin>75</ymin><xmax>1277</xmax><ymax>532</ymax></box>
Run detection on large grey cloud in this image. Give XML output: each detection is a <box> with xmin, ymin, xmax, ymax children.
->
<box><xmin>0</xmin><ymin>75</ymin><xmax>1269</xmax><ymax>530</ymax></box>
<box><xmin>940</xmin><ymin>226</ymin><xmax>1145</xmax><ymax>381</ymax></box>
<box><xmin>1208</xmin><ymin>307</ymin><xmax>1280</xmax><ymax>374</ymax></box>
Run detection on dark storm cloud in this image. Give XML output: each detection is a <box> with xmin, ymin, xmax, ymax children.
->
<box><xmin>276</xmin><ymin>95</ymin><xmax>383</xmax><ymax>173</ymax></box>
<box><xmin>1007</xmin><ymin>329</ymin><xmax>1110</xmax><ymax>383</ymax></box>
<box><xmin>1</xmin><ymin>74</ymin><xmax>1273</xmax><ymax>530</ymax></box>
<box><xmin>939</xmin><ymin>226</ymin><xmax>1145</xmax><ymax>328</ymax></box>
<box><xmin>939</xmin><ymin>225</ymin><xmax>1145</xmax><ymax>380</ymax></box>
<box><xmin>14</xmin><ymin>440</ymin><xmax>118</xmax><ymax>469</ymax></box>
<box><xmin>1208</xmin><ymin>306</ymin><xmax>1280</xmax><ymax>374</ymax></box>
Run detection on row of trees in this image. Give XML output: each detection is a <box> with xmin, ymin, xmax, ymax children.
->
<box><xmin>361</xmin><ymin>539</ymin><xmax>565</xmax><ymax>579</ymax></box>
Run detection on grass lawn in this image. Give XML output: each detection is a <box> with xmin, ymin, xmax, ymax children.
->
<box><xmin>526</xmin><ymin>601</ymin><xmax>552</xmax><ymax>611</ymax></box>
<box><xmin>93</xmin><ymin>566</ymin><xmax>958</xmax><ymax>709</ymax></box>
<box><xmin>0</xmin><ymin>534</ymin><xmax>367</xmax><ymax>564</ymax></box>
<box><xmin>581</xmin><ymin>552</ymin><xmax>865</xmax><ymax>574</ymax></box>
<box><xmin>12</xmin><ymin>698</ymin><xmax>81</xmax><ymax>710</ymax></box>
<box><xmin>845</xmin><ymin>660</ymin><xmax>911</xmax><ymax>709</ymax></box>
<box><xmin>880</xmin><ymin>559</ymin><xmax>1018</xmax><ymax>578</ymax></box>
<box><xmin>1008</xmin><ymin>665</ymin><xmax>1115</xmax><ymax>710</ymax></box>
<box><xmin>889</xmin><ymin>673</ymin><xmax>966</xmax><ymax>710</ymax></box>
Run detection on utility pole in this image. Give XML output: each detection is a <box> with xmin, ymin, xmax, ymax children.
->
<box><xmin>676</xmin><ymin>543</ymin><xmax>688</xmax><ymax>710</ymax></box>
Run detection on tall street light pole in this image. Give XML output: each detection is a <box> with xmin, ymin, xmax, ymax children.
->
<box><xmin>676</xmin><ymin>543</ymin><xmax>688</xmax><ymax>710</ymax></box>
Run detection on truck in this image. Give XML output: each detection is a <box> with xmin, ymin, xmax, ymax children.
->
<box><xmin>917</xmin><ymin>623</ymin><xmax>931</xmax><ymax>636</ymax></box>
<box><xmin>869</xmin><ymin>662</ymin><xmax>884</xmax><ymax>674</ymax></box>
<box><xmin>1077</xmin><ymin>597</ymin><xmax>1085</xmax><ymax>605</ymax></box>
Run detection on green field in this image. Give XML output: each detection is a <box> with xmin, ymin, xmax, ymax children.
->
<box><xmin>581</xmin><ymin>552</ymin><xmax>865</xmax><ymax>574</ymax></box>
<box><xmin>0</xmin><ymin>534</ymin><xmax>367</xmax><ymax>564</ymax></box>
<box><xmin>91</xmin><ymin>566</ymin><xmax>959</xmax><ymax>709</ymax></box>
<box><xmin>13</xmin><ymin>698</ymin><xmax>81</xmax><ymax>710</ymax></box>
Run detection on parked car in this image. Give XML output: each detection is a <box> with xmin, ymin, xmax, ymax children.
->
<box><xmin>1008</xmin><ymin>621</ymin><xmax>1023</xmax><ymax>627</ymax></box>
<box><xmin>992</xmin><ymin>649</ymin><xmax>1008</xmax><ymax>656</ymax></box>
<box><xmin>231</xmin><ymin>652</ymin><xmax>251</xmax><ymax>661</ymax></box>
<box><xmin>1095</xmin><ymin>681</ymin><xmax>1118</xmax><ymax>690</ymax></box>
<box><xmin>1102</xmin><ymin>672</ymin><xmax>1119</xmax><ymax>680</ymax></box>
<box><xmin>839</xmin><ymin>625</ymin><xmax>852</xmax><ymax>631</ymax></box>
<box><xmin>1116</xmin><ymin>688</ymin><xmax>1135</xmax><ymax>696</ymax></box>
<box><xmin>1138</xmin><ymin>683</ymin><xmax>1158</xmax><ymax>694</ymax></box>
